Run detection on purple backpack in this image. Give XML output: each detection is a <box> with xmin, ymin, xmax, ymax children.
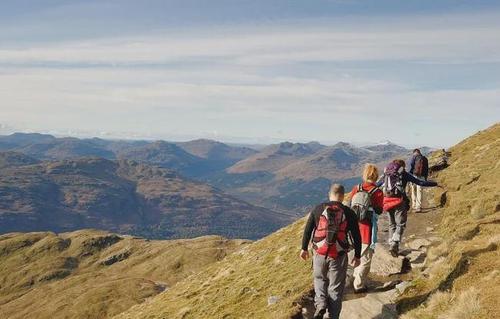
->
<box><xmin>383</xmin><ymin>162</ymin><xmax>405</xmax><ymax>198</ymax></box>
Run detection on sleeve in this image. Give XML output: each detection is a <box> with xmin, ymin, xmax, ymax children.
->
<box><xmin>346</xmin><ymin>208</ymin><xmax>362</xmax><ymax>258</ymax></box>
<box><xmin>348</xmin><ymin>186</ymin><xmax>357</xmax><ymax>207</ymax></box>
<box><xmin>372</xmin><ymin>189</ymin><xmax>384</xmax><ymax>215</ymax></box>
<box><xmin>409</xmin><ymin>156</ymin><xmax>416</xmax><ymax>174</ymax></box>
<box><xmin>405</xmin><ymin>171</ymin><xmax>437</xmax><ymax>187</ymax></box>
<box><xmin>301</xmin><ymin>209</ymin><xmax>317</xmax><ymax>251</ymax></box>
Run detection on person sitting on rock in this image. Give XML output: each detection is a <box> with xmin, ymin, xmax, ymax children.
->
<box><xmin>300</xmin><ymin>184</ymin><xmax>362</xmax><ymax>319</ymax></box>
<box><xmin>409</xmin><ymin>148</ymin><xmax>429</xmax><ymax>213</ymax></box>
<box><xmin>349</xmin><ymin>163</ymin><xmax>384</xmax><ymax>293</ymax></box>
<box><xmin>378</xmin><ymin>159</ymin><xmax>438</xmax><ymax>257</ymax></box>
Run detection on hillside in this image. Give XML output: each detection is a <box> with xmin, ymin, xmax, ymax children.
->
<box><xmin>0</xmin><ymin>156</ymin><xmax>291</xmax><ymax>239</ymax></box>
<box><xmin>114</xmin><ymin>123</ymin><xmax>499</xmax><ymax>319</ymax></box>
<box><xmin>227</xmin><ymin>142</ymin><xmax>325</xmax><ymax>174</ymax></box>
<box><xmin>176</xmin><ymin>139</ymin><xmax>257</xmax><ymax>165</ymax></box>
<box><xmin>116</xmin><ymin>141</ymin><xmax>206</xmax><ymax>175</ymax></box>
<box><xmin>0</xmin><ymin>230</ymin><xmax>249</xmax><ymax>319</ymax></box>
<box><xmin>398</xmin><ymin>123</ymin><xmax>500</xmax><ymax>318</ymax></box>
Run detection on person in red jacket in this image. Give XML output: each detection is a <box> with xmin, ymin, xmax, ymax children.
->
<box><xmin>349</xmin><ymin>163</ymin><xmax>383</xmax><ymax>293</ymax></box>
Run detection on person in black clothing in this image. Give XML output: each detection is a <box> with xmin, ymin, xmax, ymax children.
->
<box><xmin>378</xmin><ymin>159</ymin><xmax>438</xmax><ymax>256</ymax></box>
<box><xmin>300</xmin><ymin>184</ymin><xmax>361</xmax><ymax>319</ymax></box>
<box><xmin>409</xmin><ymin>149</ymin><xmax>429</xmax><ymax>212</ymax></box>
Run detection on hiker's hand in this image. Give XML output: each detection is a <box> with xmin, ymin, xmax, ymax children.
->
<box><xmin>300</xmin><ymin>250</ymin><xmax>309</xmax><ymax>261</ymax></box>
<box><xmin>350</xmin><ymin>257</ymin><xmax>361</xmax><ymax>268</ymax></box>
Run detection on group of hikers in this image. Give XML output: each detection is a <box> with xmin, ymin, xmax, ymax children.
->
<box><xmin>300</xmin><ymin>149</ymin><xmax>438</xmax><ymax>319</ymax></box>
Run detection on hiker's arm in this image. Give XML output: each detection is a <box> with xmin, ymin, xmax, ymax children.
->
<box><xmin>375</xmin><ymin>174</ymin><xmax>384</xmax><ymax>188</ymax></box>
<box><xmin>301</xmin><ymin>211</ymin><xmax>315</xmax><ymax>251</ymax></box>
<box><xmin>346</xmin><ymin>209</ymin><xmax>362</xmax><ymax>258</ymax></box>
<box><xmin>372</xmin><ymin>190</ymin><xmax>384</xmax><ymax>215</ymax></box>
<box><xmin>405</xmin><ymin>172</ymin><xmax>438</xmax><ymax>187</ymax></box>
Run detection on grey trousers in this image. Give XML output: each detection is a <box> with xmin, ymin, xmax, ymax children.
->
<box><xmin>388</xmin><ymin>205</ymin><xmax>408</xmax><ymax>249</ymax></box>
<box><xmin>313</xmin><ymin>252</ymin><xmax>348</xmax><ymax>319</ymax></box>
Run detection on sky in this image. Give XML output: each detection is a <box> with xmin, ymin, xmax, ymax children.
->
<box><xmin>0</xmin><ymin>0</ymin><xmax>499</xmax><ymax>147</ymax></box>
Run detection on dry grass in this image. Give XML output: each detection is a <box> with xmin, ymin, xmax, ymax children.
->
<box><xmin>114</xmin><ymin>218</ymin><xmax>313</xmax><ymax>319</ymax></box>
<box><xmin>0</xmin><ymin>230</ymin><xmax>249</xmax><ymax>319</ymax></box>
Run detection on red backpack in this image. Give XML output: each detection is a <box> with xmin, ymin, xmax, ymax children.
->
<box><xmin>312</xmin><ymin>204</ymin><xmax>348</xmax><ymax>258</ymax></box>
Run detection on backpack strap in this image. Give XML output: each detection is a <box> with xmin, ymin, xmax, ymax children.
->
<box><xmin>368</xmin><ymin>186</ymin><xmax>378</xmax><ymax>195</ymax></box>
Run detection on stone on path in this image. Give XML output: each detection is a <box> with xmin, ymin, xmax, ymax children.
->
<box><xmin>370</xmin><ymin>244</ymin><xmax>409</xmax><ymax>276</ymax></box>
<box><xmin>407</xmin><ymin>238</ymin><xmax>432</xmax><ymax>250</ymax></box>
<box><xmin>340</xmin><ymin>289</ymin><xmax>398</xmax><ymax>319</ymax></box>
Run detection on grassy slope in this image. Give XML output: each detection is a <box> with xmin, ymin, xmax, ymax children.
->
<box><xmin>114</xmin><ymin>218</ymin><xmax>311</xmax><ymax>319</ymax></box>
<box><xmin>0</xmin><ymin>230</ymin><xmax>248</xmax><ymax>319</ymax></box>
<box><xmin>399</xmin><ymin>123</ymin><xmax>500</xmax><ymax>318</ymax></box>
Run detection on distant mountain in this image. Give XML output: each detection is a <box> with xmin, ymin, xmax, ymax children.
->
<box><xmin>176</xmin><ymin>139</ymin><xmax>257</xmax><ymax>169</ymax></box>
<box><xmin>228</xmin><ymin>141</ymin><xmax>325</xmax><ymax>174</ymax></box>
<box><xmin>0</xmin><ymin>151</ymin><xmax>40</xmax><ymax>168</ymax></box>
<box><xmin>0</xmin><ymin>133</ymin><xmax>258</xmax><ymax>176</ymax></box>
<box><xmin>116</xmin><ymin>141</ymin><xmax>204</xmax><ymax>175</ymax></box>
<box><xmin>0</xmin><ymin>155</ymin><xmax>291</xmax><ymax>239</ymax></box>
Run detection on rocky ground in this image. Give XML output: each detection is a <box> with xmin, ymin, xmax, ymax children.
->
<box><xmin>299</xmin><ymin>187</ymin><xmax>443</xmax><ymax>319</ymax></box>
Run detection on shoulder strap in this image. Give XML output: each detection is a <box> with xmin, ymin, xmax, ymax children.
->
<box><xmin>368</xmin><ymin>186</ymin><xmax>378</xmax><ymax>195</ymax></box>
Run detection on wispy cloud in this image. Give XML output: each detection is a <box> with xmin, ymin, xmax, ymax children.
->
<box><xmin>0</xmin><ymin>6</ymin><xmax>499</xmax><ymax>146</ymax></box>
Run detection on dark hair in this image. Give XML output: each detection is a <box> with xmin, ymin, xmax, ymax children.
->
<box><xmin>329</xmin><ymin>183</ymin><xmax>345</xmax><ymax>196</ymax></box>
<box><xmin>413</xmin><ymin>148</ymin><xmax>421</xmax><ymax>154</ymax></box>
<box><xmin>393</xmin><ymin>159</ymin><xmax>406</xmax><ymax>168</ymax></box>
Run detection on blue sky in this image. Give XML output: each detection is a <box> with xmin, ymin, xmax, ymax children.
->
<box><xmin>0</xmin><ymin>1</ymin><xmax>499</xmax><ymax>146</ymax></box>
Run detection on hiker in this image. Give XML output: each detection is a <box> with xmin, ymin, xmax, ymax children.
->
<box><xmin>409</xmin><ymin>149</ymin><xmax>429</xmax><ymax>213</ymax></box>
<box><xmin>349</xmin><ymin>163</ymin><xmax>384</xmax><ymax>293</ymax></box>
<box><xmin>300</xmin><ymin>184</ymin><xmax>362</xmax><ymax>319</ymax></box>
<box><xmin>378</xmin><ymin>159</ymin><xmax>438</xmax><ymax>257</ymax></box>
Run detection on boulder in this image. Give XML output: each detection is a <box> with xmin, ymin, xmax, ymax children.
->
<box><xmin>407</xmin><ymin>239</ymin><xmax>432</xmax><ymax>250</ymax></box>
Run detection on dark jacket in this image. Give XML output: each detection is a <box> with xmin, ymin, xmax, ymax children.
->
<box><xmin>301</xmin><ymin>201</ymin><xmax>362</xmax><ymax>258</ymax></box>
<box><xmin>410</xmin><ymin>154</ymin><xmax>429</xmax><ymax>179</ymax></box>
<box><xmin>377</xmin><ymin>170</ymin><xmax>437</xmax><ymax>190</ymax></box>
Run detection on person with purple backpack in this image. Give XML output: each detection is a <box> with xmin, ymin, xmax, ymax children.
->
<box><xmin>378</xmin><ymin>159</ymin><xmax>438</xmax><ymax>257</ymax></box>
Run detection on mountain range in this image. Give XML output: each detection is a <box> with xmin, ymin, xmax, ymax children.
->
<box><xmin>0</xmin><ymin>132</ymin><xmax>417</xmax><ymax>237</ymax></box>
<box><xmin>0</xmin><ymin>153</ymin><xmax>290</xmax><ymax>239</ymax></box>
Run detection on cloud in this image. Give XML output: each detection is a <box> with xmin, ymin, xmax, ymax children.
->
<box><xmin>0</xmin><ymin>9</ymin><xmax>499</xmax><ymax>146</ymax></box>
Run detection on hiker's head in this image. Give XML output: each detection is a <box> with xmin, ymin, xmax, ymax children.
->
<box><xmin>362</xmin><ymin>163</ymin><xmax>379</xmax><ymax>183</ymax></box>
<box><xmin>413</xmin><ymin>148</ymin><xmax>421</xmax><ymax>155</ymax></box>
<box><xmin>393</xmin><ymin>159</ymin><xmax>406</xmax><ymax>169</ymax></box>
<box><xmin>329</xmin><ymin>183</ymin><xmax>345</xmax><ymax>202</ymax></box>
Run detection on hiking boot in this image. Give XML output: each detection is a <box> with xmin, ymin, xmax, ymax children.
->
<box><xmin>389</xmin><ymin>245</ymin><xmax>399</xmax><ymax>257</ymax></box>
<box><xmin>313</xmin><ymin>308</ymin><xmax>326</xmax><ymax>319</ymax></box>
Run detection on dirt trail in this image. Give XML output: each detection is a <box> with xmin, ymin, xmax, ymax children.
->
<box><xmin>297</xmin><ymin>188</ymin><xmax>443</xmax><ymax>319</ymax></box>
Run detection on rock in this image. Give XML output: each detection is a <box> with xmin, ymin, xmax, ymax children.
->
<box><xmin>407</xmin><ymin>239</ymin><xmax>431</xmax><ymax>250</ymax></box>
<box><xmin>100</xmin><ymin>249</ymin><xmax>131</xmax><ymax>266</ymax></box>
<box><xmin>426</xmin><ymin>227</ymin><xmax>434</xmax><ymax>232</ymax></box>
<box><xmin>395</xmin><ymin>281</ymin><xmax>412</xmax><ymax>294</ymax></box>
<box><xmin>371</xmin><ymin>244</ymin><xmax>409</xmax><ymax>276</ymax></box>
<box><xmin>406</xmin><ymin>250</ymin><xmax>426</xmax><ymax>263</ymax></box>
<box><xmin>267</xmin><ymin>296</ymin><xmax>280</xmax><ymax>306</ymax></box>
